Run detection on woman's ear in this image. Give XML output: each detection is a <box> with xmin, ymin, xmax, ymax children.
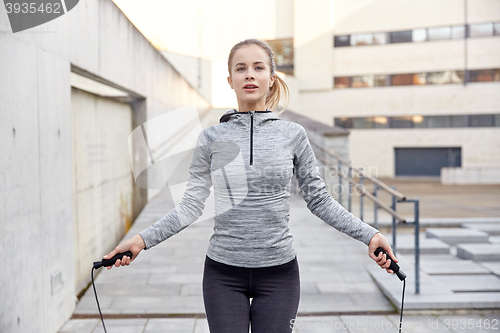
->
<box><xmin>227</xmin><ymin>76</ymin><xmax>233</xmax><ymax>89</ymax></box>
<box><xmin>270</xmin><ymin>74</ymin><xmax>276</xmax><ymax>87</ymax></box>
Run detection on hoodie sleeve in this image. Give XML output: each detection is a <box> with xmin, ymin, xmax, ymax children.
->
<box><xmin>139</xmin><ymin>129</ymin><xmax>213</xmax><ymax>250</ymax></box>
<box><xmin>292</xmin><ymin>125</ymin><xmax>379</xmax><ymax>246</ymax></box>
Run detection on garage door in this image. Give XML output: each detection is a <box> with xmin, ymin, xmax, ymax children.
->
<box><xmin>395</xmin><ymin>147</ymin><xmax>461</xmax><ymax>176</ymax></box>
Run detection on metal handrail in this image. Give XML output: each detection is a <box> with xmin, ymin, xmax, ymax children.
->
<box><xmin>309</xmin><ymin>136</ymin><xmax>421</xmax><ymax>294</ymax></box>
<box><xmin>315</xmin><ymin>154</ymin><xmax>408</xmax><ymax>223</ymax></box>
<box><xmin>311</xmin><ymin>140</ymin><xmax>406</xmax><ymax>200</ymax></box>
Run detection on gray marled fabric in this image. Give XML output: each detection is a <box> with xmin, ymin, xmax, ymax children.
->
<box><xmin>139</xmin><ymin>109</ymin><xmax>379</xmax><ymax>268</ymax></box>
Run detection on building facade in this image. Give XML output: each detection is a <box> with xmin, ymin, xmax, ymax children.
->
<box><xmin>292</xmin><ymin>0</ymin><xmax>500</xmax><ymax>180</ymax></box>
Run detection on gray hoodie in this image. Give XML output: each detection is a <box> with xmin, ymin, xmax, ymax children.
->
<box><xmin>139</xmin><ymin>109</ymin><xmax>379</xmax><ymax>268</ymax></box>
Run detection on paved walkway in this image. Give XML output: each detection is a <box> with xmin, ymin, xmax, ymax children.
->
<box><xmin>59</xmin><ymin>175</ymin><xmax>500</xmax><ymax>332</ymax></box>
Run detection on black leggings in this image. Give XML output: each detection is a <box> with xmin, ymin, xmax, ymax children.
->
<box><xmin>202</xmin><ymin>255</ymin><xmax>300</xmax><ymax>333</ymax></box>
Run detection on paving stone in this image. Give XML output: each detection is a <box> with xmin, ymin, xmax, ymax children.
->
<box><xmin>338</xmin><ymin>315</ymin><xmax>398</xmax><ymax>333</ymax></box>
<box><xmin>386</xmin><ymin>314</ymin><xmax>453</xmax><ymax>333</ymax></box>
<box><xmin>193</xmin><ymin>318</ymin><xmax>210</xmax><ymax>333</ymax></box>
<box><xmin>92</xmin><ymin>319</ymin><xmax>147</xmax><ymax>333</ymax></box>
<box><xmin>144</xmin><ymin>318</ymin><xmax>195</xmax><ymax>332</ymax></box>
<box><xmin>58</xmin><ymin>319</ymin><xmax>98</xmax><ymax>332</ymax></box>
<box><xmin>462</xmin><ymin>223</ymin><xmax>500</xmax><ymax>235</ymax></box>
<box><xmin>293</xmin><ymin>316</ymin><xmax>348</xmax><ymax>333</ymax></box>
<box><xmin>316</xmin><ymin>282</ymin><xmax>380</xmax><ymax>294</ymax></box>
<box><xmin>457</xmin><ymin>244</ymin><xmax>500</xmax><ymax>261</ymax></box>
<box><xmin>428</xmin><ymin>314</ymin><xmax>499</xmax><ymax>333</ymax></box>
<box><xmin>478</xmin><ymin>262</ymin><xmax>500</xmax><ymax>276</ymax></box>
<box><xmin>425</xmin><ymin>228</ymin><xmax>489</xmax><ymax>245</ymax></box>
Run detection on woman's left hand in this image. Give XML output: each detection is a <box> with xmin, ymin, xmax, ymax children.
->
<box><xmin>368</xmin><ymin>232</ymin><xmax>398</xmax><ymax>274</ymax></box>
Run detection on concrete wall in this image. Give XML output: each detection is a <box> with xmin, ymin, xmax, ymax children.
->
<box><xmin>442</xmin><ymin>166</ymin><xmax>500</xmax><ymax>184</ymax></box>
<box><xmin>70</xmin><ymin>88</ymin><xmax>134</xmax><ymax>294</ymax></box>
<box><xmin>160</xmin><ymin>50</ymin><xmax>212</xmax><ymax>104</ymax></box>
<box><xmin>0</xmin><ymin>1</ymin><xmax>210</xmax><ymax>332</ymax></box>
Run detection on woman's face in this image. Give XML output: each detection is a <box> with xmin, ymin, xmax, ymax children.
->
<box><xmin>227</xmin><ymin>44</ymin><xmax>276</xmax><ymax>112</ymax></box>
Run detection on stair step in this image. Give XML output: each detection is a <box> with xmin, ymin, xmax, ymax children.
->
<box><xmin>425</xmin><ymin>228</ymin><xmax>489</xmax><ymax>245</ymax></box>
<box><xmin>457</xmin><ymin>244</ymin><xmax>500</xmax><ymax>261</ymax></box>
<box><xmin>383</xmin><ymin>232</ymin><xmax>450</xmax><ymax>254</ymax></box>
<box><xmin>461</xmin><ymin>223</ymin><xmax>500</xmax><ymax>236</ymax></box>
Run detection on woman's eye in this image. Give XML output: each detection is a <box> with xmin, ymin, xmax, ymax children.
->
<box><xmin>256</xmin><ymin>66</ymin><xmax>263</xmax><ymax>70</ymax></box>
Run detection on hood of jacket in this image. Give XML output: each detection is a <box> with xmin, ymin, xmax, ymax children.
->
<box><xmin>219</xmin><ymin>108</ymin><xmax>281</xmax><ymax>129</ymax></box>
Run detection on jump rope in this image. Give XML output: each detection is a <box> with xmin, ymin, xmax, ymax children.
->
<box><xmin>92</xmin><ymin>248</ymin><xmax>406</xmax><ymax>333</ymax></box>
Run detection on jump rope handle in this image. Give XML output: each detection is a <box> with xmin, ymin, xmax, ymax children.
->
<box><xmin>93</xmin><ymin>251</ymin><xmax>133</xmax><ymax>269</ymax></box>
<box><xmin>374</xmin><ymin>247</ymin><xmax>406</xmax><ymax>281</ymax></box>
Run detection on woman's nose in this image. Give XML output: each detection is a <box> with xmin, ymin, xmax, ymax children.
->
<box><xmin>246</xmin><ymin>70</ymin><xmax>256</xmax><ymax>79</ymax></box>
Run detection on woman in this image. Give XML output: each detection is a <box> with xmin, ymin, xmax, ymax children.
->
<box><xmin>104</xmin><ymin>38</ymin><xmax>398</xmax><ymax>333</ymax></box>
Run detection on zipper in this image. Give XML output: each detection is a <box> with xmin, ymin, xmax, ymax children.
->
<box><xmin>249</xmin><ymin>111</ymin><xmax>254</xmax><ymax>165</ymax></box>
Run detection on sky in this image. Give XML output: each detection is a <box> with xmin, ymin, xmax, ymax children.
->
<box><xmin>111</xmin><ymin>0</ymin><xmax>281</xmax><ymax>62</ymax></box>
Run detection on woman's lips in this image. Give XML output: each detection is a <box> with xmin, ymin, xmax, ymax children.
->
<box><xmin>243</xmin><ymin>87</ymin><xmax>257</xmax><ymax>92</ymax></box>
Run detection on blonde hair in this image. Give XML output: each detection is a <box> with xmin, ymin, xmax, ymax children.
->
<box><xmin>227</xmin><ymin>38</ymin><xmax>290</xmax><ymax>115</ymax></box>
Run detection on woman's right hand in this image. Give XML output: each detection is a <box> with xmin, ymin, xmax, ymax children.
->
<box><xmin>103</xmin><ymin>234</ymin><xmax>146</xmax><ymax>270</ymax></box>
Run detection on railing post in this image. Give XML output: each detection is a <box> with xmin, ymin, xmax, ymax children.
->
<box><xmin>373</xmin><ymin>182</ymin><xmax>378</xmax><ymax>230</ymax></box>
<box><xmin>338</xmin><ymin>160</ymin><xmax>342</xmax><ymax>206</ymax></box>
<box><xmin>359</xmin><ymin>169</ymin><xmax>364</xmax><ymax>221</ymax></box>
<box><xmin>391</xmin><ymin>185</ymin><xmax>397</xmax><ymax>254</ymax></box>
<box><xmin>398</xmin><ymin>198</ymin><xmax>420</xmax><ymax>295</ymax></box>
<box><xmin>414</xmin><ymin>199</ymin><xmax>420</xmax><ymax>294</ymax></box>
<box><xmin>348</xmin><ymin>166</ymin><xmax>352</xmax><ymax>212</ymax></box>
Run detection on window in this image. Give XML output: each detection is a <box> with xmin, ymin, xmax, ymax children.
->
<box><xmin>334</xmin><ymin>69</ymin><xmax>496</xmax><ymax>89</ymax></box>
<box><xmin>334</xmin><ymin>114</ymin><xmax>500</xmax><ymax>129</ymax></box>
<box><xmin>390</xmin><ymin>30</ymin><xmax>412</xmax><ymax>43</ymax></box>
<box><xmin>412</xmin><ymin>28</ymin><xmax>427</xmax><ymax>42</ymax></box>
<box><xmin>351</xmin><ymin>75</ymin><xmax>373</xmax><ymax>88</ymax></box>
<box><xmin>427</xmin><ymin>27</ymin><xmax>451</xmax><ymax>40</ymax></box>
<box><xmin>266</xmin><ymin>38</ymin><xmax>294</xmax><ymax>75</ymax></box>
<box><xmin>391</xmin><ymin>73</ymin><xmax>425</xmax><ymax>86</ymax></box>
<box><xmin>351</xmin><ymin>33</ymin><xmax>373</xmax><ymax>46</ymax></box>
<box><xmin>391</xmin><ymin>74</ymin><xmax>413</xmax><ymax>86</ymax></box>
<box><xmin>452</xmin><ymin>26</ymin><xmax>465</xmax><ymax>39</ymax></box>
<box><xmin>372</xmin><ymin>33</ymin><xmax>387</xmax><ymax>45</ymax></box>
<box><xmin>374</xmin><ymin>75</ymin><xmax>387</xmax><ymax>87</ymax></box>
<box><xmin>391</xmin><ymin>116</ymin><xmax>413</xmax><ymax>128</ymax></box>
<box><xmin>334</xmin><ymin>117</ymin><xmax>353</xmax><ymax>128</ymax></box>
<box><xmin>412</xmin><ymin>115</ymin><xmax>426</xmax><ymax>128</ymax></box>
<box><xmin>470</xmin><ymin>114</ymin><xmax>494</xmax><ymax>127</ymax></box>
<box><xmin>451</xmin><ymin>115</ymin><xmax>466</xmax><ymax>127</ymax></box>
<box><xmin>334</xmin><ymin>77</ymin><xmax>351</xmax><ymax>88</ymax></box>
<box><xmin>427</xmin><ymin>72</ymin><xmax>450</xmax><ymax>84</ymax></box>
<box><xmin>334</xmin><ymin>22</ymin><xmax>500</xmax><ymax>49</ymax></box>
<box><xmin>353</xmin><ymin>117</ymin><xmax>372</xmax><ymax>128</ymax></box>
<box><xmin>469</xmin><ymin>69</ymin><xmax>494</xmax><ymax>82</ymax></box>
<box><xmin>372</xmin><ymin>116</ymin><xmax>388</xmax><ymax>128</ymax></box>
<box><xmin>334</xmin><ymin>35</ymin><xmax>350</xmax><ymax>47</ymax></box>
<box><xmin>428</xmin><ymin>116</ymin><xmax>450</xmax><ymax>128</ymax></box>
<box><xmin>450</xmin><ymin>71</ymin><xmax>465</xmax><ymax>84</ymax></box>
<box><xmin>469</xmin><ymin>22</ymin><xmax>494</xmax><ymax>37</ymax></box>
